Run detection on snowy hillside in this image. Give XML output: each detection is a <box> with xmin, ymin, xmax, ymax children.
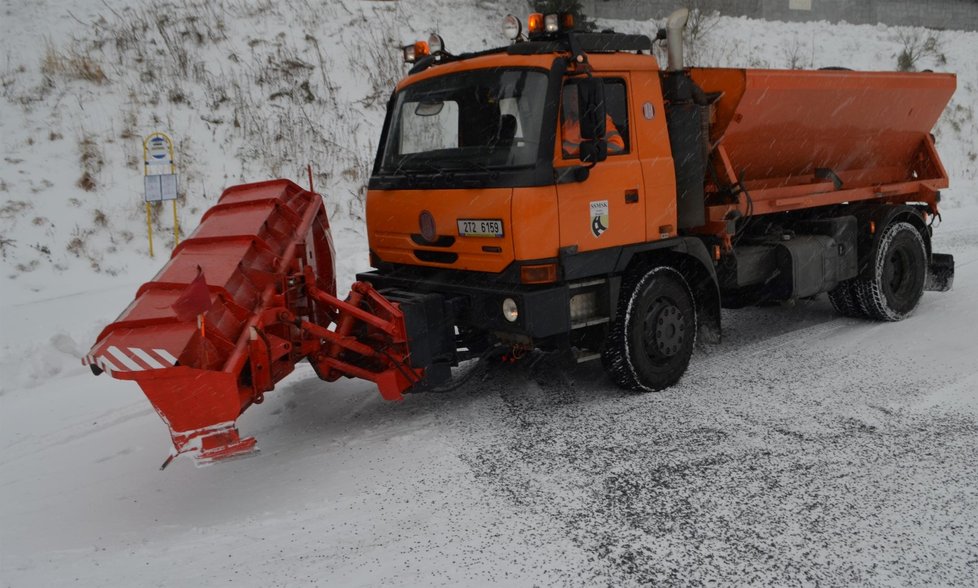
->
<box><xmin>1</xmin><ymin>1</ymin><xmax>976</xmax><ymax>300</ymax></box>
<box><xmin>2</xmin><ymin>1</ymin><xmax>977</xmax><ymax>586</ymax></box>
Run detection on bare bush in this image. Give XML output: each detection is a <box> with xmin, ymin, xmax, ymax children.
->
<box><xmin>896</xmin><ymin>30</ymin><xmax>946</xmax><ymax>72</ymax></box>
<box><xmin>783</xmin><ymin>37</ymin><xmax>808</xmax><ymax>69</ymax></box>
<box><xmin>683</xmin><ymin>1</ymin><xmax>720</xmax><ymax>66</ymax></box>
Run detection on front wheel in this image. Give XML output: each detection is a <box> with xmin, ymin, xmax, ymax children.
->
<box><xmin>602</xmin><ymin>266</ymin><xmax>696</xmax><ymax>392</ymax></box>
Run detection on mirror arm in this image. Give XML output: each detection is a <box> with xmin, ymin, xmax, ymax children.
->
<box><xmin>566</xmin><ymin>32</ymin><xmax>591</xmax><ymax>74</ymax></box>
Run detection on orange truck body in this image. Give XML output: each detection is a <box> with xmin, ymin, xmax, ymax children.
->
<box><xmin>358</xmin><ymin>27</ymin><xmax>956</xmax><ymax>388</ymax></box>
<box><xmin>367</xmin><ymin>53</ymin><xmax>954</xmax><ymax>272</ymax></box>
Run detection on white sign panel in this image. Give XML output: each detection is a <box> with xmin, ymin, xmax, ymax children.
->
<box><xmin>789</xmin><ymin>0</ymin><xmax>812</xmax><ymax>10</ymax></box>
<box><xmin>144</xmin><ymin>174</ymin><xmax>178</xmax><ymax>202</ymax></box>
<box><xmin>147</xmin><ymin>136</ymin><xmax>170</xmax><ymax>163</ymax></box>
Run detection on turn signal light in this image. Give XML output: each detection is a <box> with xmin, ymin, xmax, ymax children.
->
<box><xmin>527</xmin><ymin>13</ymin><xmax>544</xmax><ymax>35</ymax></box>
<box><xmin>520</xmin><ymin>263</ymin><xmax>558</xmax><ymax>284</ymax></box>
<box><xmin>561</xmin><ymin>13</ymin><xmax>575</xmax><ymax>30</ymax></box>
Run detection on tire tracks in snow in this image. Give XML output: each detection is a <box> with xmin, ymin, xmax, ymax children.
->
<box><xmin>444</xmin><ymin>305</ymin><xmax>978</xmax><ymax>585</ymax></box>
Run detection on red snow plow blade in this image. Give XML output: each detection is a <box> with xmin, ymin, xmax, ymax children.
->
<box><xmin>84</xmin><ymin>179</ymin><xmax>423</xmax><ymax>466</ymax></box>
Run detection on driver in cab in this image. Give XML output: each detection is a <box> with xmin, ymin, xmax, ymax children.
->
<box><xmin>561</xmin><ymin>85</ymin><xmax>625</xmax><ymax>158</ymax></box>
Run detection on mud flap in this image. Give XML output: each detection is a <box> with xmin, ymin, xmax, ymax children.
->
<box><xmin>925</xmin><ymin>253</ymin><xmax>954</xmax><ymax>292</ymax></box>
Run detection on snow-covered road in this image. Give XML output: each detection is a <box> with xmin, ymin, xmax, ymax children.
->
<box><xmin>2</xmin><ymin>206</ymin><xmax>976</xmax><ymax>586</ymax></box>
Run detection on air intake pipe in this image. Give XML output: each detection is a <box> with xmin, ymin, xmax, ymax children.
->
<box><xmin>666</xmin><ymin>8</ymin><xmax>690</xmax><ymax>71</ymax></box>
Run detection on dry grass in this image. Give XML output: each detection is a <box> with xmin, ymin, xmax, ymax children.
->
<box><xmin>75</xmin><ymin>134</ymin><xmax>104</xmax><ymax>192</ymax></box>
<box><xmin>76</xmin><ymin>172</ymin><xmax>97</xmax><ymax>192</ymax></box>
<box><xmin>0</xmin><ymin>235</ymin><xmax>14</xmax><ymax>259</ymax></box>
<box><xmin>0</xmin><ymin>200</ymin><xmax>32</xmax><ymax>219</ymax></box>
<box><xmin>41</xmin><ymin>45</ymin><xmax>108</xmax><ymax>84</ymax></box>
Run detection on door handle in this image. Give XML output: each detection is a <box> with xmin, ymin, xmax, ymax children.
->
<box><xmin>625</xmin><ymin>189</ymin><xmax>639</xmax><ymax>204</ymax></box>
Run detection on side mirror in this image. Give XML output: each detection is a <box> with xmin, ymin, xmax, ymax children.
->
<box><xmin>577</xmin><ymin>79</ymin><xmax>607</xmax><ymax>163</ymax></box>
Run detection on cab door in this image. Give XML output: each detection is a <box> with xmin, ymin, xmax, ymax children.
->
<box><xmin>555</xmin><ymin>76</ymin><xmax>646</xmax><ymax>254</ymax></box>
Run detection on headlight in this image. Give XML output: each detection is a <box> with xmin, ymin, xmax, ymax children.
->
<box><xmin>502</xmin><ymin>298</ymin><xmax>519</xmax><ymax>322</ymax></box>
<box><xmin>502</xmin><ymin>15</ymin><xmax>522</xmax><ymax>40</ymax></box>
<box><xmin>428</xmin><ymin>33</ymin><xmax>444</xmax><ymax>54</ymax></box>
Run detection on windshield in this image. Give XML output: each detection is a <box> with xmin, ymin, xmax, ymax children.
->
<box><xmin>379</xmin><ymin>68</ymin><xmax>549</xmax><ymax>174</ymax></box>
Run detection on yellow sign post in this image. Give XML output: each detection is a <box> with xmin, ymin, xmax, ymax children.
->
<box><xmin>142</xmin><ymin>132</ymin><xmax>181</xmax><ymax>257</ymax></box>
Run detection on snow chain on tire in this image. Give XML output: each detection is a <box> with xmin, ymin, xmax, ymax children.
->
<box><xmin>602</xmin><ymin>266</ymin><xmax>697</xmax><ymax>392</ymax></box>
<box><xmin>827</xmin><ymin>280</ymin><xmax>864</xmax><ymax>318</ymax></box>
<box><xmin>854</xmin><ymin>221</ymin><xmax>927</xmax><ymax>321</ymax></box>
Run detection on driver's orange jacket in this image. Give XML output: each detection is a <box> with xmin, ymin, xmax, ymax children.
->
<box><xmin>561</xmin><ymin>115</ymin><xmax>625</xmax><ymax>158</ymax></box>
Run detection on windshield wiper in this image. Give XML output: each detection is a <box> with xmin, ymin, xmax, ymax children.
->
<box><xmin>441</xmin><ymin>157</ymin><xmax>499</xmax><ymax>178</ymax></box>
<box><xmin>391</xmin><ymin>157</ymin><xmax>417</xmax><ymax>179</ymax></box>
<box><xmin>414</xmin><ymin>160</ymin><xmax>451</xmax><ymax>176</ymax></box>
<box><xmin>391</xmin><ymin>158</ymin><xmax>449</xmax><ymax>178</ymax></box>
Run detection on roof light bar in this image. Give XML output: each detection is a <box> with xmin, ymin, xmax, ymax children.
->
<box><xmin>526</xmin><ymin>12</ymin><xmax>575</xmax><ymax>38</ymax></box>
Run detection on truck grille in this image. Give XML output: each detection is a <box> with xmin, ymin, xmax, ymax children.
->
<box><xmin>414</xmin><ymin>250</ymin><xmax>458</xmax><ymax>264</ymax></box>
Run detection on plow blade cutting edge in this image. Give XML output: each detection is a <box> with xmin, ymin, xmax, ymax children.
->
<box><xmin>83</xmin><ymin>179</ymin><xmax>423</xmax><ymax>466</ymax></box>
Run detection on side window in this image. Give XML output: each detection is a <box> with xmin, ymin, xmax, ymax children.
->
<box><xmin>560</xmin><ymin>78</ymin><xmax>629</xmax><ymax>159</ymax></box>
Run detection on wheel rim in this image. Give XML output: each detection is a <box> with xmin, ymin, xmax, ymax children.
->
<box><xmin>642</xmin><ymin>297</ymin><xmax>687</xmax><ymax>360</ymax></box>
<box><xmin>885</xmin><ymin>247</ymin><xmax>910</xmax><ymax>295</ymax></box>
<box><xmin>882</xmin><ymin>238</ymin><xmax>921</xmax><ymax>308</ymax></box>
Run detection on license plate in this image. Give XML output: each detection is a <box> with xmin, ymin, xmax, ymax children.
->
<box><xmin>457</xmin><ymin>219</ymin><xmax>504</xmax><ymax>238</ymax></box>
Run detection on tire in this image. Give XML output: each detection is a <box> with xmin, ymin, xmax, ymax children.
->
<box><xmin>853</xmin><ymin>221</ymin><xmax>927</xmax><ymax>321</ymax></box>
<box><xmin>827</xmin><ymin>280</ymin><xmax>864</xmax><ymax>317</ymax></box>
<box><xmin>602</xmin><ymin>266</ymin><xmax>696</xmax><ymax>392</ymax></box>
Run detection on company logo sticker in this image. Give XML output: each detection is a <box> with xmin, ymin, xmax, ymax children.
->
<box><xmin>590</xmin><ymin>200</ymin><xmax>609</xmax><ymax>237</ymax></box>
<box><xmin>419</xmin><ymin>210</ymin><xmax>437</xmax><ymax>242</ymax></box>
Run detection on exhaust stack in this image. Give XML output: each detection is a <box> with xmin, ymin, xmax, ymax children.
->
<box><xmin>666</xmin><ymin>8</ymin><xmax>690</xmax><ymax>71</ymax></box>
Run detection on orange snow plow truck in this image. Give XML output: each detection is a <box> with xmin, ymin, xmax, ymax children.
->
<box><xmin>85</xmin><ymin>10</ymin><xmax>956</xmax><ymax>466</ymax></box>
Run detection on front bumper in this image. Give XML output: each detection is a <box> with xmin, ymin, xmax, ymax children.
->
<box><xmin>357</xmin><ymin>269</ymin><xmax>571</xmax><ymax>339</ymax></box>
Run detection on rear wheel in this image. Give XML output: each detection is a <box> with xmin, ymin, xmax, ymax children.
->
<box><xmin>854</xmin><ymin>221</ymin><xmax>927</xmax><ymax>321</ymax></box>
<box><xmin>602</xmin><ymin>266</ymin><xmax>696</xmax><ymax>391</ymax></box>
